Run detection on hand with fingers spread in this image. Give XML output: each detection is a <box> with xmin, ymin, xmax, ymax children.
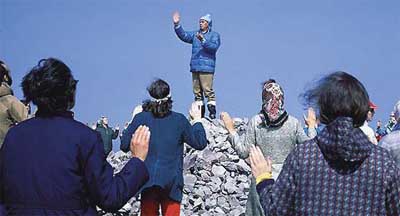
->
<box><xmin>130</xmin><ymin>125</ymin><xmax>150</xmax><ymax>161</ymax></box>
<box><xmin>304</xmin><ymin>107</ymin><xmax>317</xmax><ymax>129</ymax></box>
<box><xmin>249</xmin><ymin>146</ymin><xmax>272</xmax><ymax>180</ymax></box>
<box><xmin>220</xmin><ymin>112</ymin><xmax>236</xmax><ymax>134</ymax></box>
<box><xmin>189</xmin><ymin>101</ymin><xmax>202</xmax><ymax>121</ymax></box>
<box><xmin>172</xmin><ymin>11</ymin><xmax>180</xmax><ymax>25</ymax></box>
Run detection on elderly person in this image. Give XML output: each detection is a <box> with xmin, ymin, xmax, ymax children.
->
<box><xmin>173</xmin><ymin>11</ymin><xmax>221</xmax><ymax>119</ymax></box>
<box><xmin>221</xmin><ymin>79</ymin><xmax>317</xmax><ymax>216</ymax></box>
<box><xmin>251</xmin><ymin>72</ymin><xmax>400</xmax><ymax>215</ymax></box>
<box><xmin>380</xmin><ymin>100</ymin><xmax>400</xmax><ymax>167</ymax></box>
<box><xmin>0</xmin><ymin>58</ymin><xmax>150</xmax><ymax>215</ymax></box>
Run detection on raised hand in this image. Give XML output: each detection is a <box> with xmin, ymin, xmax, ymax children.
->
<box><xmin>303</xmin><ymin>107</ymin><xmax>317</xmax><ymax>128</ymax></box>
<box><xmin>172</xmin><ymin>11</ymin><xmax>180</xmax><ymax>25</ymax></box>
<box><xmin>189</xmin><ymin>101</ymin><xmax>202</xmax><ymax>121</ymax></box>
<box><xmin>130</xmin><ymin>125</ymin><xmax>150</xmax><ymax>161</ymax></box>
<box><xmin>249</xmin><ymin>146</ymin><xmax>272</xmax><ymax>179</ymax></box>
<box><xmin>220</xmin><ymin>112</ymin><xmax>236</xmax><ymax>134</ymax></box>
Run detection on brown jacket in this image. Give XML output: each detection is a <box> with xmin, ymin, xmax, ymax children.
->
<box><xmin>0</xmin><ymin>83</ymin><xmax>27</xmax><ymax>147</ymax></box>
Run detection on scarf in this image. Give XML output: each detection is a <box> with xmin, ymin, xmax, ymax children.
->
<box><xmin>261</xmin><ymin>81</ymin><xmax>288</xmax><ymax>127</ymax></box>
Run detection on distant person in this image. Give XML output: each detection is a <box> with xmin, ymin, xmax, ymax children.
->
<box><xmin>359</xmin><ymin>101</ymin><xmax>378</xmax><ymax>144</ymax></box>
<box><xmin>251</xmin><ymin>72</ymin><xmax>400</xmax><ymax>215</ymax></box>
<box><xmin>173</xmin><ymin>11</ymin><xmax>221</xmax><ymax>119</ymax></box>
<box><xmin>220</xmin><ymin>79</ymin><xmax>317</xmax><ymax>216</ymax></box>
<box><xmin>96</xmin><ymin>116</ymin><xmax>119</xmax><ymax>156</ymax></box>
<box><xmin>0</xmin><ymin>60</ymin><xmax>28</xmax><ymax>147</ymax></box>
<box><xmin>381</xmin><ymin>100</ymin><xmax>400</xmax><ymax>167</ymax></box>
<box><xmin>0</xmin><ymin>58</ymin><xmax>150</xmax><ymax>215</ymax></box>
<box><xmin>120</xmin><ymin>79</ymin><xmax>207</xmax><ymax>216</ymax></box>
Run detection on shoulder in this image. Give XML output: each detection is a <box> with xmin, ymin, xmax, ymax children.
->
<box><xmin>250</xmin><ymin>114</ymin><xmax>263</xmax><ymax>125</ymax></box>
<box><xmin>380</xmin><ymin>131</ymin><xmax>400</xmax><ymax>150</ymax></box>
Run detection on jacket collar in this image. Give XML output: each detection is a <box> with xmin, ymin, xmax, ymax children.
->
<box><xmin>0</xmin><ymin>82</ymin><xmax>13</xmax><ymax>97</ymax></box>
<box><xmin>35</xmin><ymin>110</ymin><xmax>74</xmax><ymax>119</ymax></box>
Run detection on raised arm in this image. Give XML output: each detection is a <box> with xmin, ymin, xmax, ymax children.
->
<box><xmin>173</xmin><ymin>11</ymin><xmax>195</xmax><ymax>44</ymax></box>
<box><xmin>82</xmin><ymin>126</ymin><xmax>150</xmax><ymax>212</ymax></box>
<box><xmin>221</xmin><ymin>112</ymin><xmax>256</xmax><ymax>159</ymax></box>
<box><xmin>182</xmin><ymin>102</ymin><xmax>207</xmax><ymax>150</ymax></box>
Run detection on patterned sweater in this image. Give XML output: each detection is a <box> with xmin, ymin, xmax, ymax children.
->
<box><xmin>229</xmin><ymin>114</ymin><xmax>317</xmax><ymax>216</ymax></box>
<box><xmin>256</xmin><ymin>117</ymin><xmax>400</xmax><ymax>216</ymax></box>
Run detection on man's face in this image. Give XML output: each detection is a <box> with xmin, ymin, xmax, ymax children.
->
<box><xmin>102</xmin><ymin>117</ymin><xmax>108</xmax><ymax>125</ymax></box>
<box><xmin>199</xmin><ymin>19</ymin><xmax>209</xmax><ymax>31</ymax></box>
<box><xmin>367</xmin><ymin>110</ymin><xmax>375</xmax><ymax>122</ymax></box>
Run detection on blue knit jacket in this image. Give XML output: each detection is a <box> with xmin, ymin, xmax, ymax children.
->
<box><xmin>120</xmin><ymin>111</ymin><xmax>207</xmax><ymax>202</ymax></box>
<box><xmin>175</xmin><ymin>24</ymin><xmax>220</xmax><ymax>73</ymax></box>
<box><xmin>257</xmin><ymin>117</ymin><xmax>400</xmax><ymax>215</ymax></box>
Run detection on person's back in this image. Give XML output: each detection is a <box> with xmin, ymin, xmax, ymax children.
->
<box><xmin>120</xmin><ymin>79</ymin><xmax>207</xmax><ymax>216</ymax></box>
<box><xmin>0</xmin><ymin>58</ymin><xmax>150</xmax><ymax>215</ymax></box>
<box><xmin>253</xmin><ymin>72</ymin><xmax>400</xmax><ymax>215</ymax></box>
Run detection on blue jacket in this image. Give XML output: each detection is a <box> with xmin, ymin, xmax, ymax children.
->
<box><xmin>175</xmin><ymin>25</ymin><xmax>220</xmax><ymax>73</ymax></box>
<box><xmin>120</xmin><ymin>111</ymin><xmax>207</xmax><ymax>202</ymax></box>
<box><xmin>0</xmin><ymin>111</ymin><xmax>149</xmax><ymax>215</ymax></box>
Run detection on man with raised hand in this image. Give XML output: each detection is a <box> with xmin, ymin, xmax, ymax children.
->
<box><xmin>173</xmin><ymin>11</ymin><xmax>221</xmax><ymax>119</ymax></box>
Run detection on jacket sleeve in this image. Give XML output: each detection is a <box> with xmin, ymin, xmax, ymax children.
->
<box><xmin>385</xmin><ymin>160</ymin><xmax>400</xmax><ymax>215</ymax></box>
<box><xmin>295</xmin><ymin>119</ymin><xmax>317</xmax><ymax>144</ymax></box>
<box><xmin>120</xmin><ymin>120</ymin><xmax>139</xmax><ymax>153</ymax></box>
<box><xmin>8</xmin><ymin>97</ymin><xmax>28</xmax><ymax>123</ymax></box>
<box><xmin>182</xmin><ymin>119</ymin><xmax>207</xmax><ymax>150</ymax></box>
<box><xmin>81</xmin><ymin>132</ymin><xmax>149</xmax><ymax>212</ymax></box>
<box><xmin>228</xmin><ymin>117</ymin><xmax>257</xmax><ymax>159</ymax></box>
<box><xmin>201</xmin><ymin>32</ymin><xmax>220</xmax><ymax>53</ymax></box>
<box><xmin>174</xmin><ymin>25</ymin><xmax>195</xmax><ymax>44</ymax></box>
<box><xmin>256</xmin><ymin>150</ymin><xmax>298</xmax><ymax>215</ymax></box>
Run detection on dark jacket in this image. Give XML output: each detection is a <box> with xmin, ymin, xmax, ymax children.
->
<box><xmin>0</xmin><ymin>111</ymin><xmax>149</xmax><ymax>215</ymax></box>
<box><xmin>96</xmin><ymin>123</ymin><xmax>119</xmax><ymax>155</ymax></box>
<box><xmin>174</xmin><ymin>25</ymin><xmax>220</xmax><ymax>73</ymax></box>
<box><xmin>0</xmin><ymin>82</ymin><xmax>27</xmax><ymax>147</ymax></box>
<box><xmin>257</xmin><ymin>117</ymin><xmax>400</xmax><ymax>215</ymax></box>
<box><xmin>120</xmin><ymin>111</ymin><xmax>207</xmax><ymax>202</ymax></box>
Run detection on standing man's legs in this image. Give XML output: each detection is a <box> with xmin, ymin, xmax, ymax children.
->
<box><xmin>192</xmin><ymin>72</ymin><xmax>205</xmax><ymax>117</ymax></box>
<box><xmin>198</xmin><ymin>72</ymin><xmax>216</xmax><ymax>119</ymax></box>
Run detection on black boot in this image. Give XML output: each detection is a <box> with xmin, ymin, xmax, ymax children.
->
<box><xmin>207</xmin><ymin>104</ymin><xmax>216</xmax><ymax>119</ymax></box>
<box><xmin>201</xmin><ymin>105</ymin><xmax>206</xmax><ymax>118</ymax></box>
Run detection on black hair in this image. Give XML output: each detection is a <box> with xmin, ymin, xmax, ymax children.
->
<box><xmin>301</xmin><ymin>71</ymin><xmax>369</xmax><ymax>127</ymax></box>
<box><xmin>21</xmin><ymin>58</ymin><xmax>78</xmax><ymax>115</ymax></box>
<box><xmin>142</xmin><ymin>79</ymin><xmax>173</xmax><ymax>118</ymax></box>
<box><xmin>0</xmin><ymin>60</ymin><xmax>13</xmax><ymax>86</ymax></box>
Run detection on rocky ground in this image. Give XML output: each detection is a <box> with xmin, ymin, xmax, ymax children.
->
<box><xmin>104</xmin><ymin>117</ymin><xmax>251</xmax><ymax>216</ymax></box>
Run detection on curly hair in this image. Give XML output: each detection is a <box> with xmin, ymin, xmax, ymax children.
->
<box><xmin>21</xmin><ymin>58</ymin><xmax>78</xmax><ymax>115</ymax></box>
<box><xmin>142</xmin><ymin>79</ymin><xmax>173</xmax><ymax>118</ymax></box>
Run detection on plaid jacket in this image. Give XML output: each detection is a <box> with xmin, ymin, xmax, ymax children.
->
<box><xmin>257</xmin><ymin>117</ymin><xmax>400</xmax><ymax>215</ymax></box>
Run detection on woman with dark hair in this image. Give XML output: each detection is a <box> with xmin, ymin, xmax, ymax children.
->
<box><xmin>251</xmin><ymin>72</ymin><xmax>400</xmax><ymax>215</ymax></box>
<box><xmin>120</xmin><ymin>78</ymin><xmax>207</xmax><ymax>216</ymax></box>
<box><xmin>220</xmin><ymin>79</ymin><xmax>317</xmax><ymax>216</ymax></box>
<box><xmin>0</xmin><ymin>58</ymin><xmax>151</xmax><ymax>215</ymax></box>
<box><xmin>0</xmin><ymin>60</ymin><xmax>28</xmax><ymax>147</ymax></box>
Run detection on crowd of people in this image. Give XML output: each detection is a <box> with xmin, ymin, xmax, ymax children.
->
<box><xmin>0</xmin><ymin>12</ymin><xmax>399</xmax><ymax>216</ymax></box>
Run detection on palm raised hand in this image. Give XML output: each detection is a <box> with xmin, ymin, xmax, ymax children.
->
<box><xmin>172</xmin><ymin>11</ymin><xmax>180</xmax><ymax>24</ymax></box>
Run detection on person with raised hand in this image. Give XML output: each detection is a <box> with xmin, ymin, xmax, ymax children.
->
<box><xmin>120</xmin><ymin>79</ymin><xmax>207</xmax><ymax>216</ymax></box>
<box><xmin>220</xmin><ymin>79</ymin><xmax>317</xmax><ymax>216</ymax></box>
<box><xmin>252</xmin><ymin>72</ymin><xmax>400</xmax><ymax>215</ymax></box>
<box><xmin>173</xmin><ymin>11</ymin><xmax>221</xmax><ymax>119</ymax></box>
<box><xmin>0</xmin><ymin>58</ymin><xmax>150</xmax><ymax>215</ymax></box>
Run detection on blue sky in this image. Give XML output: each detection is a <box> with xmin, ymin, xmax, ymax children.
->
<box><xmin>1</xmin><ymin>0</ymin><xmax>399</xmax><ymax>151</ymax></box>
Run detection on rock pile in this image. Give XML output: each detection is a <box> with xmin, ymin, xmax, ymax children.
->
<box><xmin>105</xmin><ymin>118</ymin><xmax>251</xmax><ymax>216</ymax></box>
